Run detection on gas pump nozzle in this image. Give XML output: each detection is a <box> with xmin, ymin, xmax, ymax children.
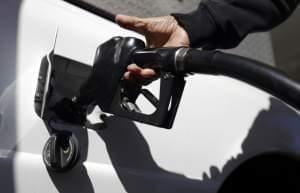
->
<box><xmin>74</xmin><ymin>37</ymin><xmax>186</xmax><ymax>129</ymax></box>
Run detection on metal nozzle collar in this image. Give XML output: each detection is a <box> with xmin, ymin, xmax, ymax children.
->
<box><xmin>174</xmin><ymin>47</ymin><xmax>190</xmax><ymax>74</ymax></box>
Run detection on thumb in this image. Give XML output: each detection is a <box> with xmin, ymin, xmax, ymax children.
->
<box><xmin>115</xmin><ymin>14</ymin><xmax>147</xmax><ymax>35</ymax></box>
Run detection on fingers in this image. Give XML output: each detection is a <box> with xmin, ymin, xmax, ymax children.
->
<box><xmin>127</xmin><ymin>64</ymin><xmax>157</xmax><ymax>78</ymax></box>
<box><xmin>127</xmin><ymin>64</ymin><xmax>142</xmax><ymax>73</ymax></box>
<box><xmin>123</xmin><ymin>64</ymin><xmax>142</xmax><ymax>81</ymax></box>
<box><xmin>115</xmin><ymin>14</ymin><xmax>147</xmax><ymax>35</ymax></box>
<box><xmin>124</xmin><ymin>64</ymin><xmax>157</xmax><ymax>84</ymax></box>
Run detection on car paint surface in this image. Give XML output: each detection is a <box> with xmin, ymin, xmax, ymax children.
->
<box><xmin>0</xmin><ymin>0</ymin><xmax>299</xmax><ymax>193</ymax></box>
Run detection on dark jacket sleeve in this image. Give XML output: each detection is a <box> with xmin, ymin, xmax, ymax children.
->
<box><xmin>172</xmin><ymin>0</ymin><xmax>299</xmax><ymax>49</ymax></box>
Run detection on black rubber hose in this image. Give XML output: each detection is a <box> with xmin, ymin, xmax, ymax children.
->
<box><xmin>183</xmin><ymin>50</ymin><xmax>300</xmax><ymax>111</ymax></box>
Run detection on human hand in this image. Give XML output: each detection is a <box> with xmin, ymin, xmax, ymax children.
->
<box><xmin>115</xmin><ymin>15</ymin><xmax>190</xmax><ymax>83</ymax></box>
